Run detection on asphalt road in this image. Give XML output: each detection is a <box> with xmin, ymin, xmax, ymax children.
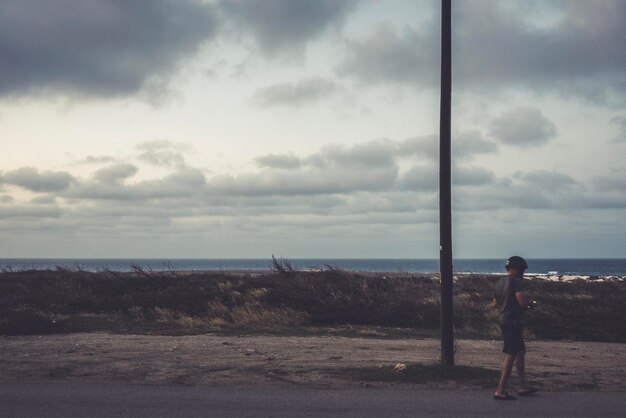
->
<box><xmin>1</xmin><ymin>382</ymin><xmax>624</xmax><ymax>417</ymax></box>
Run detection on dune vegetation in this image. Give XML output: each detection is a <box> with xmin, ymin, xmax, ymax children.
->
<box><xmin>1</xmin><ymin>260</ymin><xmax>624</xmax><ymax>342</ymax></box>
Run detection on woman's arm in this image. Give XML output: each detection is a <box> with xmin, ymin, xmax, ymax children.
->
<box><xmin>515</xmin><ymin>291</ymin><xmax>531</xmax><ymax>308</ymax></box>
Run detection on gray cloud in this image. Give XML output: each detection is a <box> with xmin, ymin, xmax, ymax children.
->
<box><xmin>396</xmin><ymin>132</ymin><xmax>497</xmax><ymax>161</ymax></box>
<box><xmin>339</xmin><ymin>1</ymin><xmax>626</xmax><ymax>105</ymax></box>
<box><xmin>340</xmin><ymin>192</ymin><xmax>421</xmax><ymax>216</ymax></box>
<box><xmin>206</xmin><ymin>166</ymin><xmax>397</xmax><ymax>197</ymax></box>
<box><xmin>582</xmin><ymin>195</ymin><xmax>626</xmax><ymax>210</ymax></box>
<box><xmin>211</xmin><ymin>136</ymin><xmax>498</xmax><ymax>198</ymax></box>
<box><xmin>338</xmin><ymin>22</ymin><xmax>437</xmax><ymax>85</ymax></box>
<box><xmin>573</xmin><ymin>171</ymin><xmax>626</xmax><ymax>209</ymax></box>
<box><xmin>197</xmin><ymin>194</ymin><xmax>346</xmax><ymax>216</ymax></box>
<box><xmin>94</xmin><ymin>163</ymin><xmax>138</xmax><ymax>184</ymax></box>
<box><xmin>67</xmin><ymin>167</ymin><xmax>206</xmax><ymax>201</ymax></box>
<box><xmin>78</xmin><ymin>155</ymin><xmax>117</xmax><ymax>165</ymax></box>
<box><xmin>401</xmin><ymin>165</ymin><xmax>437</xmax><ymax>192</ymax></box>
<box><xmin>30</xmin><ymin>195</ymin><xmax>56</xmax><ymax>205</ymax></box>
<box><xmin>136</xmin><ymin>140</ymin><xmax>189</xmax><ymax>167</ymax></box>
<box><xmin>454</xmin><ymin>0</ymin><xmax>626</xmax><ymax>105</ymax></box>
<box><xmin>314</xmin><ymin>141</ymin><xmax>397</xmax><ymax>169</ymax></box>
<box><xmin>396</xmin><ymin>136</ymin><xmax>439</xmax><ymax>161</ymax></box>
<box><xmin>2</xmin><ymin>145</ymin><xmax>625</xmax><ymax>259</ymax></box>
<box><xmin>455</xmin><ymin>169</ymin><xmax>582</xmax><ymax>211</ymax></box>
<box><xmin>402</xmin><ymin>164</ymin><xmax>612</xmax><ymax>212</ymax></box>
<box><xmin>1</xmin><ymin>139</ymin><xmax>623</xmax><ymax>257</ymax></box>
<box><xmin>236</xmin><ymin>137</ymin><xmax>497</xmax><ymax>196</ymax></box>
<box><xmin>510</xmin><ymin>171</ymin><xmax>579</xmax><ymax>208</ymax></box>
<box><xmin>0</xmin><ymin>204</ymin><xmax>63</xmax><ymax>219</ymax></box>
<box><xmin>454</xmin><ymin>187</ymin><xmax>552</xmax><ymax>211</ymax></box>
<box><xmin>453</xmin><ymin>166</ymin><xmax>496</xmax><ymax>187</ymax></box>
<box><xmin>592</xmin><ymin>171</ymin><xmax>626</xmax><ymax>192</ymax></box>
<box><xmin>252</xmin><ymin>78</ymin><xmax>338</xmax><ymax>107</ymax></box>
<box><xmin>0</xmin><ymin>167</ymin><xmax>75</xmax><ymax>192</ymax></box>
<box><xmin>489</xmin><ymin>107</ymin><xmax>556</xmax><ymax>147</ymax></box>
<box><xmin>210</xmin><ymin>141</ymin><xmax>400</xmax><ymax>196</ymax></box>
<box><xmin>453</xmin><ymin>131</ymin><xmax>499</xmax><ymax>159</ymax></box>
<box><xmin>0</xmin><ymin>194</ymin><xmax>14</xmax><ymax>203</ymax></box>
<box><xmin>0</xmin><ymin>0</ymin><xmax>217</xmax><ymax>98</ymax></box>
<box><xmin>401</xmin><ymin>163</ymin><xmax>496</xmax><ymax>192</ymax></box>
<box><xmin>255</xmin><ymin>153</ymin><xmax>302</xmax><ymax>169</ymax></box>
<box><xmin>610</xmin><ymin>116</ymin><xmax>626</xmax><ymax>143</ymax></box>
<box><xmin>456</xmin><ymin>168</ymin><xmax>626</xmax><ymax>212</ymax></box>
<box><xmin>219</xmin><ymin>0</ymin><xmax>360</xmax><ymax>55</ymax></box>
<box><xmin>514</xmin><ymin>170</ymin><xmax>579</xmax><ymax>191</ymax></box>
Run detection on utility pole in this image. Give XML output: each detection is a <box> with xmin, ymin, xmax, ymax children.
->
<box><xmin>439</xmin><ymin>0</ymin><xmax>454</xmax><ymax>366</ymax></box>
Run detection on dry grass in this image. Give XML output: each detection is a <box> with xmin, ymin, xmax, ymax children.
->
<box><xmin>0</xmin><ymin>268</ymin><xmax>624</xmax><ymax>341</ymax></box>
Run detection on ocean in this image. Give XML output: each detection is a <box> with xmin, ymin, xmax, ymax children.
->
<box><xmin>1</xmin><ymin>258</ymin><xmax>625</xmax><ymax>276</ymax></box>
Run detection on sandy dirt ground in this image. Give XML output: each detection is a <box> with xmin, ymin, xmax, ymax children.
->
<box><xmin>1</xmin><ymin>333</ymin><xmax>624</xmax><ymax>391</ymax></box>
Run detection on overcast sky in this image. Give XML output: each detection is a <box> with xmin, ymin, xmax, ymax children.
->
<box><xmin>1</xmin><ymin>0</ymin><xmax>625</xmax><ymax>259</ymax></box>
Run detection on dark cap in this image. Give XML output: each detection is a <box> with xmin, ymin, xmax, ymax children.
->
<box><xmin>506</xmin><ymin>256</ymin><xmax>528</xmax><ymax>270</ymax></box>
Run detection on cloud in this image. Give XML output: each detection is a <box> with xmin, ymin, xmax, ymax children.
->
<box><xmin>453</xmin><ymin>166</ymin><xmax>496</xmax><ymax>187</ymax></box>
<box><xmin>579</xmin><ymin>171</ymin><xmax>626</xmax><ymax>209</ymax></box>
<box><xmin>396</xmin><ymin>135</ymin><xmax>439</xmax><ymax>160</ymax></box>
<box><xmin>252</xmin><ymin>78</ymin><xmax>338</xmax><ymax>107</ymax></box>
<box><xmin>94</xmin><ymin>163</ymin><xmax>138</xmax><ymax>184</ymax></box>
<box><xmin>401</xmin><ymin>163</ymin><xmax>496</xmax><ymax>192</ymax></box>
<box><xmin>0</xmin><ymin>167</ymin><xmax>75</xmax><ymax>192</ymax></box>
<box><xmin>453</xmin><ymin>0</ymin><xmax>626</xmax><ymax>105</ymax></box>
<box><xmin>206</xmin><ymin>166</ymin><xmax>397</xmax><ymax>197</ymax></box>
<box><xmin>396</xmin><ymin>133</ymin><xmax>497</xmax><ymax>161</ymax></box>
<box><xmin>91</xmin><ymin>140</ymin><xmax>403</xmax><ymax>198</ymax></box>
<box><xmin>64</xmin><ymin>141</ymin><xmax>404</xmax><ymax>200</ymax></box>
<box><xmin>255</xmin><ymin>153</ymin><xmax>302</xmax><ymax>169</ymax></box>
<box><xmin>401</xmin><ymin>165</ymin><xmax>437</xmax><ymax>192</ymax></box>
<box><xmin>67</xmin><ymin>167</ymin><xmax>206</xmax><ymax>201</ymax></box>
<box><xmin>489</xmin><ymin>107</ymin><xmax>556</xmax><ymax>147</ymax></box>
<box><xmin>0</xmin><ymin>195</ymin><xmax>14</xmax><ymax>203</ymax></box>
<box><xmin>0</xmin><ymin>0</ymin><xmax>217</xmax><ymax>98</ymax></box>
<box><xmin>30</xmin><ymin>195</ymin><xmax>56</xmax><ymax>205</ymax></box>
<box><xmin>338</xmin><ymin>22</ymin><xmax>437</xmax><ymax>86</ymax></box>
<box><xmin>0</xmin><ymin>204</ymin><xmax>63</xmax><ymax>219</ymax></box>
<box><xmin>610</xmin><ymin>116</ymin><xmax>626</xmax><ymax>143</ymax></box>
<box><xmin>514</xmin><ymin>170</ymin><xmax>579</xmax><ymax>191</ymax></box>
<box><xmin>202</xmin><ymin>140</ymin><xmax>401</xmax><ymax>197</ymax></box>
<box><xmin>2</xmin><ymin>138</ymin><xmax>625</xmax><ymax>259</ymax></box>
<box><xmin>453</xmin><ymin>131</ymin><xmax>499</xmax><ymax>159</ymax></box>
<box><xmin>338</xmin><ymin>1</ymin><xmax>626</xmax><ymax>105</ymax></box>
<box><xmin>136</xmin><ymin>140</ymin><xmax>189</xmax><ymax>167</ymax></box>
<box><xmin>244</xmin><ymin>137</ymin><xmax>497</xmax><ymax>196</ymax></box>
<box><xmin>78</xmin><ymin>155</ymin><xmax>117</xmax><ymax>165</ymax></box>
<box><xmin>592</xmin><ymin>171</ymin><xmax>626</xmax><ymax>192</ymax></box>
<box><xmin>454</xmin><ymin>169</ymin><xmax>583</xmax><ymax>211</ymax></box>
<box><xmin>314</xmin><ymin>141</ymin><xmax>397</xmax><ymax>169</ymax></box>
<box><xmin>219</xmin><ymin>0</ymin><xmax>360</xmax><ymax>56</ymax></box>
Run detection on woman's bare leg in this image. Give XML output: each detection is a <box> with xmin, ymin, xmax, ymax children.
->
<box><xmin>496</xmin><ymin>353</ymin><xmax>516</xmax><ymax>395</ymax></box>
<box><xmin>515</xmin><ymin>351</ymin><xmax>526</xmax><ymax>390</ymax></box>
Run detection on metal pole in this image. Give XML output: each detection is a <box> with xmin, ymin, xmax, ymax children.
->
<box><xmin>439</xmin><ymin>0</ymin><xmax>454</xmax><ymax>366</ymax></box>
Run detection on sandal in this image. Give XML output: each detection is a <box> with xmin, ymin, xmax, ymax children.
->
<box><xmin>493</xmin><ymin>391</ymin><xmax>516</xmax><ymax>400</ymax></box>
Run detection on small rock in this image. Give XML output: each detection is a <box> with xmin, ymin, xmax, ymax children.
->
<box><xmin>393</xmin><ymin>363</ymin><xmax>407</xmax><ymax>375</ymax></box>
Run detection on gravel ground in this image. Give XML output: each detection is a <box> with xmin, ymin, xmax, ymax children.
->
<box><xmin>1</xmin><ymin>332</ymin><xmax>624</xmax><ymax>391</ymax></box>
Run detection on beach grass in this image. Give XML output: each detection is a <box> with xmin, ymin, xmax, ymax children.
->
<box><xmin>1</xmin><ymin>266</ymin><xmax>624</xmax><ymax>342</ymax></box>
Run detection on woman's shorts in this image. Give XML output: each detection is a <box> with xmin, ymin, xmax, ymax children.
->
<box><xmin>500</xmin><ymin>322</ymin><xmax>526</xmax><ymax>354</ymax></box>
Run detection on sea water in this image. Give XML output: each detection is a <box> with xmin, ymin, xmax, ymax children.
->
<box><xmin>1</xmin><ymin>258</ymin><xmax>625</xmax><ymax>275</ymax></box>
